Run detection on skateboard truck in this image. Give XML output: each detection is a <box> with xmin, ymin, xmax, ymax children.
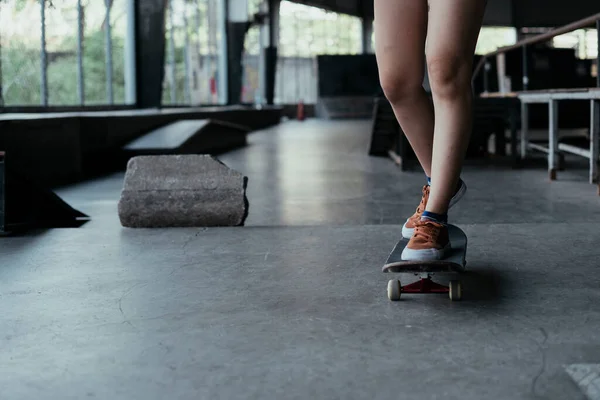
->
<box><xmin>402</xmin><ymin>274</ymin><xmax>449</xmax><ymax>294</ymax></box>
<box><xmin>387</xmin><ymin>275</ymin><xmax>461</xmax><ymax>301</ymax></box>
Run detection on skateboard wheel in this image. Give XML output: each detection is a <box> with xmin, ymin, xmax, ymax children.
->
<box><xmin>387</xmin><ymin>279</ymin><xmax>401</xmax><ymax>301</ymax></box>
<box><xmin>449</xmin><ymin>280</ymin><xmax>462</xmax><ymax>301</ymax></box>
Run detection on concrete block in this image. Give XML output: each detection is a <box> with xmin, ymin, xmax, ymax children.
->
<box><xmin>118</xmin><ymin>155</ymin><xmax>248</xmax><ymax>228</ymax></box>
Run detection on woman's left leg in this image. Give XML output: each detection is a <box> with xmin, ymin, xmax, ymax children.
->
<box><xmin>425</xmin><ymin>0</ymin><xmax>486</xmax><ymax>215</ymax></box>
<box><xmin>402</xmin><ymin>0</ymin><xmax>486</xmax><ymax>261</ymax></box>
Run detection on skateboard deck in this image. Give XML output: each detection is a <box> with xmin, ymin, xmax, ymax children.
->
<box><xmin>383</xmin><ymin>224</ymin><xmax>467</xmax><ymax>301</ymax></box>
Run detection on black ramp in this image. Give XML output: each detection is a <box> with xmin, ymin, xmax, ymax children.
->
<box><xmin>123</xmin><ymin>119</ymin><xmax>249</xmax><ymax>156</ymax></box>
<box><xmin>0</xmin><ymin>152</ymin><xmax>89</xmax><ymax>235</ymax></box>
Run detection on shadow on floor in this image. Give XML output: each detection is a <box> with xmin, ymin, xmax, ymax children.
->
<box><xmin>461</xmin><ymin>265</ymin><xmax>508</xmax><ymax>303</ymax></box>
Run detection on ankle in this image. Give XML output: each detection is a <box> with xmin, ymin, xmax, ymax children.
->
<box><xmin>421</xmin><ymin>210</ymin><xmax>448</xmax><ymax>225</ymax></box>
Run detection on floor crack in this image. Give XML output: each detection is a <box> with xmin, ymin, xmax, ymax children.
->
<box><xmin>118</xmin><ymin>283</ymin><xmax>146</xmax><ymax>331</ymax></box>
<box><xmin>531</xmin><ymin>327</ymin><xmax>549</xmax><ymax>398</ymax></box>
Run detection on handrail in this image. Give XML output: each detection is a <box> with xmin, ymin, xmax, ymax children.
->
<box><xmin>473</xmin><ymin>12</ymin><xmax>600</xmax><ymax>82</ymax></box>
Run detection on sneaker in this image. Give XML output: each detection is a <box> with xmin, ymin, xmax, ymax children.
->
<box><xmin>401</xmin><ymin>219</ymin><xmax>450</xmax><ymax>261</ymax></box>
<box><xmin>401</xmin><ymin>179</ymin><xmax>467</xmax><ymax>239</ymax></box>
<box><xmin>401</xmin><ymin>185</ymin><xmax>429</xmax><ymax>239</ymax></box>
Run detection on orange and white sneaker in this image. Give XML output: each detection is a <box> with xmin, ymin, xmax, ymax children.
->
<box><xmin>401</xmin><ymin>219</ymin><xmax>451</xmax><ymax>261</ymax></box>
<box><xmin>401</xmin><ymin>185</ymin><xmax>430</xmax><ymax>239</ymax></box>
<box><xmin>402</xmin><ymin>180</ymin><xmax>466</xmax><ymax>239</ymax></box>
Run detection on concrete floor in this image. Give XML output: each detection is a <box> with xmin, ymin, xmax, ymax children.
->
<box><xmin>2</xmin><ymin>119</ymin><xmax>600</xmax><ymax>399</ymax></box>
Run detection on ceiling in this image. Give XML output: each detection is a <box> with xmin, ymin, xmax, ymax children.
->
<box><xmin>289</xmin><ymin>0</ymin><xmax>600</xmax><ymax>28</ymax></box>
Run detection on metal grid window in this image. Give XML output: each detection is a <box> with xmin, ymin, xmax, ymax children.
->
<box><xmin>0</xmin><ymin>0</ymin><xmax>131</xmax><ymax>106</ymax></box>
<box><xmin>276</xmin><ymin>1</ymin><xmax>362</xmax><ymax>104</ymax></box>
<box><xmin>162</xmin><ymin>0</ymin><xmax>222</xmax><ymax>106</ymax></box>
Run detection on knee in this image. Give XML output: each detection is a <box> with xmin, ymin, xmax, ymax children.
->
<box><xmin>426</xmin><ymin>54</ymin><xmax>471</xmax><ymax>99</ymax></box>
<box><xmin>379</xmin><ymin>68</ymin><xmax>424</xmax><ymax>106</ymax></box>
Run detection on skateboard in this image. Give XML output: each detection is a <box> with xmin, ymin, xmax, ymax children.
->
<box><xmin>382</xmin><ymin>224</ymin><xmax>467</xmax><ymax>301</ymax></box>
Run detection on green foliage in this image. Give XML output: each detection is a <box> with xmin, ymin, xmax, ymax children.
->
<box><xmin>1</xmin><ymin>39</ymin><xmax>41</xmax><ymax>105</ymax></box>
<box><xmin>1</xmin><ymin>29</ymin><xmax>125</xmax><ymax>105</ymax></box>
<box><xmin>0</xmin><ymin>0</ymin><xmax>55</xmax><ymax>12</ymax></box>
<box><xmin>54</xmin><ymin>29</ymin><xmax>126</xmax><ymax>105</ymax></box>
<box><xmin>162</xmin><ymin>42</ymin><xmax>192</xmax><ymax>105</ymax></box>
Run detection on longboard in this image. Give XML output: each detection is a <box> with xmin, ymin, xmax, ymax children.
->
<box><xmin>383</xmin><ymin>224</ymin><xmax>467</xmax><ymax>301</ymax></box>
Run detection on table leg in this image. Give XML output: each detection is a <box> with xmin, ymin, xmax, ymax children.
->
<box><xmin>549</xmin><ymin>100</ymin><xmax>558</xmax><ymax>180</ymax></box>
<box><xmin>520</xmin><ymin>102</ymin><xmax>528</xmax><ymax>159</ymax></box>
<box><xmin>510</xmin><ymin>103</ymin><xmax>519</xmax><ymax>167</ymax></box>
<box><xmin>591</xmin><ymin>99</ymin><xmax>599</xmax><ymax>185</ymax></box>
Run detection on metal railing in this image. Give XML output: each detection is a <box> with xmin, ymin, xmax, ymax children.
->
<box><xmin>473</xmin><ymin>12</ymin><xmax>600</xmax><ymax>92</ymax></box>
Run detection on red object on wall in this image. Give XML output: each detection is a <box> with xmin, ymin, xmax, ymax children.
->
<box><xmin>296</xmin><ymin>100</ymin><xmax>305</xmax><ymax>121</ymax></box>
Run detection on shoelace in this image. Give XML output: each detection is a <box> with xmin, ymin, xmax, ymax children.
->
<box><xmin>413</xmin><ymin>220</ymin><xmax>441</xmax><ymax>242</ymax></box>
<box><xmin>415</xmin><ymin>186</ymin><xmax>430</xmax><ymax>214</ymax></box>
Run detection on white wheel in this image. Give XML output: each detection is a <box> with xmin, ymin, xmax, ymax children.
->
<box><xmin>449</xmin><ymin>280</ymin><xmax>462</xmax><ymax>301</ymax></box>
<box><xmin>387</xmin><ymin>279</ymin><xmax>401</xmax><ymax>301</ymax></box>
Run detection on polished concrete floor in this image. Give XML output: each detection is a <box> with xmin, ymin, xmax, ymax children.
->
<box><xmin>2</xmin><ymin>119</ymin><xmax>600</xmax><ymax>399</ymax></box>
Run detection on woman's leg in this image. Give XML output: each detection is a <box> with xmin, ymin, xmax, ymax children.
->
<box><xmin>401</xmin><ymin>0</ymin><xmax>486</xmax><ymax>260</ymax></box>
<box><xmin>374</xmin><ymin>0</ymin><xmax>433</xmax><ymax>177</ymax></box>
<box><xmin>424</xmin><ymin>0</ymin><xmax>487</xmax><ymax>215</ymax></box>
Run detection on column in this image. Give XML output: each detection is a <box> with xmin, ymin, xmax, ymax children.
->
<box><xmin>361</xmin><ymin>18</ymin><xmax>373</xmax><ymax>54</ymax></box>
<box><xmin>134</xmin><ymin>0</ymin><xmax>167</xmax><ymax>108</ymax></box>
<box><xmin>225</xmin><ymin>0</ymin><xmax>248</xmax><ymax>104</ymax></box>
<box><xmin>265</xmin><ymin>0</ymin><xmax>280</xmax><ymax>105</ymax></box>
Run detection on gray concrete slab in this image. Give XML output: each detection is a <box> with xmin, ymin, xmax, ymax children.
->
<box><xmin>566</xmin><ymin>364</ymin><xmax>600</xmax><ymax>400</ymax></box>
<box><xmin>118</xmin><ymin>155</ymin><xmax>248</xmax><ymax>227</ymax></box>
<box><xmin>1</xmin><ymin>223</ymin><xmax>599</xmax><ymax>399</ymax></box>
<box><xmin>2</xmin><ymin>119</ymin><xmax>599</xmax><ymax>399</ymax></box>
<box><xmin>57</xmin><ymin>120</ymin><xmax>600</xmax><ymax>228</ymax></box>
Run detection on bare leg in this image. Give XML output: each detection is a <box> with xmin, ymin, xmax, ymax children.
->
<box><xmin>374</xmin><ymin>0</ymin><xmax>433</xmax><ymax>177</ymax></box>
<box><xmin>424</xmin><ymin>0</ymin><xmax>486</xmax><ymax>214</ymax></box>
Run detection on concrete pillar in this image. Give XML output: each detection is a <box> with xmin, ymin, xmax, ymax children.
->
<box><xmin>124</xmin><ymin>0</ymin><xmax>136</xmax><ymax>105</ymax></box>
<box><xmin>217</xmin><ymin>0</ymin><xmax>229</xmax><ymax>104</ymax></box>
<box><xmin>264</xmin><ymin>0</ymin><xmax>280</xmax><ymax>105</ymax></box>
<box><xmin>361</xmin><ymin>18</ymin><xmax>373</xmax><ymax>54</ymax></box>
<box><xmin>225</xmin><ymin>0</ymin><xmax>248</xmax><ymax>104</ymax></box>
<box><xmin>596</xmin><ymin>20</ymin><xmax>599</xmax><ymax>88</ymax></box>
<box><xmin>134</xmin><ymin>0</ymin><xmax>166</xmax><ymax>108</ymax></box>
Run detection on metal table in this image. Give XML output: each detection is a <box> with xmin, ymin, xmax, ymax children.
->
<box><xmin>517</xmin><ymin>88</ymin><xmax>600</xmax><ymax>184</ymax></box>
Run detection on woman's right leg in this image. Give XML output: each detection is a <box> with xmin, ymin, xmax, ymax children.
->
<box><xmin>374</xmin><ymin>0</ymin><xmax>432</xmax><ymax>177</ymax></box>
<box><xmin>374</xmin><ymin>0</ymin><xmax>434</xmax><ymax>238</ymax></box>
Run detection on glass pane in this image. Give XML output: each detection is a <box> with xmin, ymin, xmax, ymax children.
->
<box><xmin>45</xmin><ymin>0</ymin><xmax>79</xmax><ymax>105</ymax></box>
<box><xmin>83</xmin><ymin>0</ymin><xmax>110</xmax><ymax>105</ymax></box>
<box><xmin>0</xmin><ymin>0</ymin><xmax>43</xmax><ymax>105</ymax></box>
<box><xmin>475</xmin><ymin>27</ymin><xmax>517</xmax><ymax>55</ymax></box>
<box><xmin>164</xmin><ymin>0</ymin><xmax>222</xmax><ymax>105</ymax></box>
<box><xmin>276</xmin><ymin>1</ymin><xmax>361</xmax><ymax>104</ymax></box>
<box><xmin>110</xmin><ymin>0</ymin><xmax>127</xmax><ymax>104</ymax></box>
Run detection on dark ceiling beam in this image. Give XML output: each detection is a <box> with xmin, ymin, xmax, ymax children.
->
<box><xmin>287</xmin><ymin>0</ymin><xmax>600</xmax><ymax>28</ymax></box>
<box><xmin>512</xmin><ymin>0</ymin><xmax>600</xmax><ymax>28</ymax></box>
<box><xmin>288</xmin><ymin>0</ymin><xmax>364</xmax><ymax>18</ymax></box>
